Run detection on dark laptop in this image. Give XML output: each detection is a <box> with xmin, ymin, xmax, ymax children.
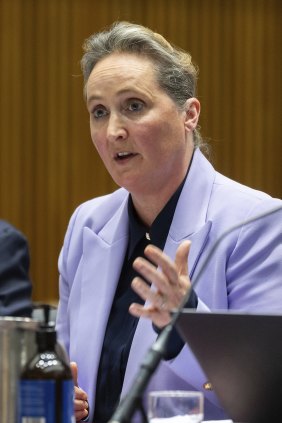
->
<box><xmin>175</xmin><ymin>310</ymin><xmax>282</xmax><ymax>423</ymax></box>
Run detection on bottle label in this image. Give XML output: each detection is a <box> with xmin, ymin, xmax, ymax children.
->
<box><xmin>19</xmin><ymin>380</ymin><xmax>75</xmax><ymax>423</ymax></box>
<box><xmin>62</xmin><ymin>380</ymin><xmax>75</xmax><ymax>423</ymax></box>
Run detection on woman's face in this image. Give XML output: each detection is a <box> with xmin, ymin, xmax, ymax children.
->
<box><xmin>86</xmin><ymin>52</ymin><xmax>197</xmax><ymax>197</ymax></box>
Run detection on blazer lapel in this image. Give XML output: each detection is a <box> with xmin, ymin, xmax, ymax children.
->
<box><xmin>75</xmin><ymin>196</ymin><xmax>130</xmax><ymax>404</ymax></box>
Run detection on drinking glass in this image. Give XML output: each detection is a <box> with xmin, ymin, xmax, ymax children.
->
<box><xmin>148</xmin><ymin>390</ymin><xmax>204</xmax><ymax>423</ymax></box>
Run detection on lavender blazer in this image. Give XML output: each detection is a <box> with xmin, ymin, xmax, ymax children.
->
<box><xmin>56</xmin><ymin>149</ymin><xmax>282</xmax><ymax>421</ymax></box>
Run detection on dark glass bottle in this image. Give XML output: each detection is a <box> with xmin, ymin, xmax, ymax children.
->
<box><xmin>19</xmin><ymin>309</ymin><xmax>75</xmax><ymax>423</ymax></box>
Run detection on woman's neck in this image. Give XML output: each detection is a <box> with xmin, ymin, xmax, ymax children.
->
<box><xmin>130</xmin><ymin>145</ymin><xmax>194</xmax><ymax>226</ymax></box>
<box><xmin>131</xmin><ymin>175</ymin><xmax>185</xmax><ymax>227</ymax></box>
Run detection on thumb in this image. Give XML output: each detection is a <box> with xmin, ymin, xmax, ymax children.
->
<box><xmin>70</xmin><ymin>361</ymin><xmax>79</xmax><ymax>386</ymax></box>
<box><xmin>175</xmin><ymin>240</ymin><xmax>191</xmax><ymax>276</ymax></box>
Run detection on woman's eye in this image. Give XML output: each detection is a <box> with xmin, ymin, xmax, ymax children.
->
<box><xmin>92</xmin><ymin>107</ymin><xmax>107</xmax><ymax>119</ymax></box>
<box><xmin>127</xmin><ymin>101</ymin><xmax>144</xmax><ymax>112</ymax></box>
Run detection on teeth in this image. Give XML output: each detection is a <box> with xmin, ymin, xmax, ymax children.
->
<box><xmin>117</xmin><ymin>152</ymin><xmax>131</xmax><ymax>157</ymax></box>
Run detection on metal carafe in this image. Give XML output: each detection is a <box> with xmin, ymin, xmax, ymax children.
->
<box><xmin>0</xmin><ymin>317</ymin><xmax>38</xmax><ymax>423</ymax></box>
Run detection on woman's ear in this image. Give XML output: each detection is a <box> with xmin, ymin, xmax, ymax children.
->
<box><xmin>184</xmin><ymin>98</ymin><xmax>201</xmax><ymax>132</ymax></box>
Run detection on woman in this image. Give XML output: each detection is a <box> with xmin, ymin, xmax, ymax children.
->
<box><xmin>56</xmin><ymin>22</ymin><xmax>282</xmax><ymax>422</ymax></box>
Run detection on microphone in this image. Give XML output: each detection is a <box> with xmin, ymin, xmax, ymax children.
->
<box><xmin>108</xmin><ymin>204</ymin><xmax>282</xmax><ymax>423</ymax></box>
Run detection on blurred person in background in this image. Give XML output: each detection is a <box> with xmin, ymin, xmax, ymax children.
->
<box><xmin>0</xmin><ymin>219</ymin><xmax>32</xmax><ymax>317</ymax></box>
<box><xmin>56</xmin><ymin>21</ymin><xmax>282</xmax><ymax>422</ymax></box>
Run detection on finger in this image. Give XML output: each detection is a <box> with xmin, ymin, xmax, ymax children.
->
<box><xmin>70</xmin><ymin>361</ymin><xmax>78</xmax><ymax>386</ymax></box>
<box><xmin>75</xmin><ymin>409</ymin><xmax>89</xmax><ymax>421</ymax></box>
<box><xmin>133</xmin><ymin>256</ymin><xmax>183</xmax><ymax>307</ymax></box>
<box><xmin>132</xmin><ymin>275</ymin><xmax>177</xmax><ymax>311</ymax></box>
<box><xmin>131</xmin><ymin>277</ymin><xmax>179</xmax><ymax>315</ymax></box>
<box><xmin>74</xmin><ymin>386</ymin><xmax>89</xmax><ymax>420</ymax></box>
<box><xmin>175</xmin><ymin>240</ymin><xmax>191</xmax><ymax>276</ymax></box>
<box><xmin>131</xmin><ymin>276</ymin><xmax>164</xmax><ymax>307</ymax></box>
<box><xmin>143</xmin><ymin>245</ymin><xmax>179</xmax><ymax>285</ymax></box>
<box><xmin>72</xmin><ymin>373</ymin><xmax>89</xmax><ymax>422</ymax></box>
<box><xmin>133</xmin><ymin>257</ymin><xmax>171</xmax><ymax>291</ymax></box>
<box><xmin>74</xmin><ymin>385</ymin><xmax>88</xmax><ymax>401</ymax></box>
<box><xmin>129</xmin><ymin>302</ymin><xmax>171</xmax><ymax>328</ymax></box>
<box><xmin>74</xmin><ymin>398</ymin><xmax>89</xmax><ymax>411</ymax></box>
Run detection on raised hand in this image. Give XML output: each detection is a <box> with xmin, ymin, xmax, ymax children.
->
<box><xmin>129</xmin><ymin>240</ymin><xmax>191</xmax><ymax>328</ymax></box>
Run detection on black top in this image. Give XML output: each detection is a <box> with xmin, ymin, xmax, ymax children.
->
<box><xmin>94</xmin><ymin>158</ymin><xmax>198</xmax><ymax>423</ymax></box>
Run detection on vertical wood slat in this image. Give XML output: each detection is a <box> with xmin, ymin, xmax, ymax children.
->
<box><xmin>0</xmin><ymin>0</ymin><xmax>281</xmax><ymax>302</ymax></box>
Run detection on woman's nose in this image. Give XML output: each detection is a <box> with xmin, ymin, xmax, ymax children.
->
<box><xmin>106</xmin><ymin>113</ymin><xmax>127</xmax><ymax>141</ymax></box>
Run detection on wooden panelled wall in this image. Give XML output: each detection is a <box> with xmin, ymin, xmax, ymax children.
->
<box><xmin>0</xmin><ymin>0</ymin><xmax>281</xmax><ymax>303</ymax></box>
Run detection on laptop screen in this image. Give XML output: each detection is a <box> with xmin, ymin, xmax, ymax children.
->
<box><xmin>176</xmin><ymin>310</ymin><xmax>282</xmax><ymax>423</ymax></box>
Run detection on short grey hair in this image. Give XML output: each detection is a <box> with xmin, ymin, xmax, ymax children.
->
<box><xmin>81</xmin><ymin>21</ymin><xmax>206</xmax><ymax>149</ymax></box>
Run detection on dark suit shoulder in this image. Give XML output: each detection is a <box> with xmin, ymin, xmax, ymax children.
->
<box><xmin>0</xmin><ymin>220</ymin><xmax>32</xmax><ymax>317</ymax></box>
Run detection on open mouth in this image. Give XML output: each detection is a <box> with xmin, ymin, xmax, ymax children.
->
<box><xmin>115</xmin><ymin>152</ymin><xmax>137</xmax><ymax>161</ymax></box>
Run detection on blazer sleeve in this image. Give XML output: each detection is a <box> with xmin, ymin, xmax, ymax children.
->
<box><xmin>161</xmin><ymin>199</ymin><xmax>281</xmax><ymax>411</ymax></box>
<box><xmin>226</xmin><ymin>199</ymin><xmax>282</xmax><ymax>312</ymax></box>
<box><xmin>0</xmin><ymin>221</ymin><xmax>32</xmax><ymax>317</ymax></box>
